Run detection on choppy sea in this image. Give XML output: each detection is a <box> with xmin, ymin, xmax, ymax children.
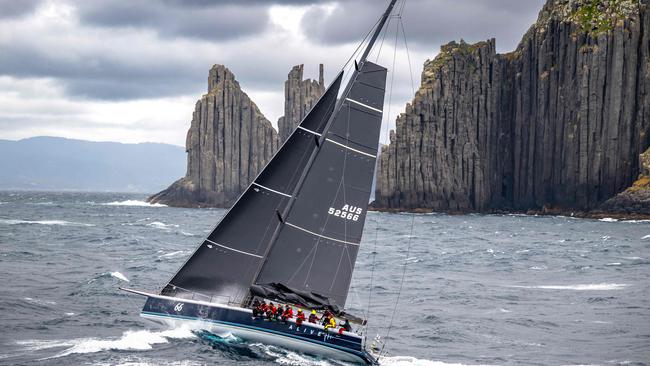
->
<box><xmin>0</xmin><ymin>191</ymin><xmax>649</xmax><ymax>366</ymax></box>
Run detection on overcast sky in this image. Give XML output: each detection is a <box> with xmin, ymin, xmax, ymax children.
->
<box><xmin>0</xmin><ymin>0</ymin><xmax>546</xmax><ymax>146</ymax></box>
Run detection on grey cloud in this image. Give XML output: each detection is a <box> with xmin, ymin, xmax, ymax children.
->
<box><xmin>76</xmin><ymin>1</ymin><xmax>271</xmax><ymax>40</ymax></box>
<box><xmin>0</xmin><ymin>40</ymin><xmax>206</xmax><ymax>100</ymax></box>
<box><xmin>301</xmin><ymin>0</ymin><xmax>547</xmax><ymax>52</ymax></box>
<box><xmin>0</xmin><ymin>0</ymin><xmax>42</xmax><ymax>19</ymax></box>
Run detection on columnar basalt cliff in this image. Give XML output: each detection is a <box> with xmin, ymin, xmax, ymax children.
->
<box><xmin>148</xmin><ymin>65</ymin><xmax>279</xmax><ymax>207</ymax></box>
<box><xmin>374</xmin><ymin>0</ymin><xmax>650</xmax><ymax>215</ymax></box>
<box><xmin>277</xmin><ymin>64</ymin><xmax>325</xmax><ymax>142</ymax></box>
<box><xmin>149</xmin><ymin>64</ymin><xmax>325</xmax><ymax>207</ymax></box>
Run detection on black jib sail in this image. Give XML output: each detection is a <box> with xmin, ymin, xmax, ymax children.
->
<box><xmin>160</xmin><ymin>73</ymin><xmax>343</xmax><ymax>304</ymax></box>
<box><xmin>161</xmin><ymin>0</ymin><xmax>396</xmax><ymax>311</ymax></box>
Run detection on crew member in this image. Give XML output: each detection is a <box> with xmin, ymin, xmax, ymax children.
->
<box><xmin>343</xmin><ymin>319</ymin><xmax>352</xmax><ymax>332</ymax></box>
<box><xmin>251</xmin><ymin>299</ymin><xmax>260</xmax><ymax>317</ymax></box>
<box><xmin>308</xmin><ymin>310</ymin><xmax>318</xmax><ymax>323</ymax></box>
<box><xmin>281</xmin><ymin>305</ymin><xmax>294</xmax><ymax>322</ymax></box>
<box><xmin>267</xmin><ymin>302</ymin><xmax>276</xmax><ymax>320</ymax></box>
<box><xmin>324</xmin><ymin>314</ymin><xmax>336</xmax><ymax>330</ymax></box>
<box><xmin>296</xmin><ymin>309</ymin><xmax>306</xmax><ymax>326</ymax></box>
<box><xmin>274</xmin><ymin>305</ymin><xmax>283</xmax><ymax>321</ymax></box>
<box><xmin>321</xmin><ymin>311</ymin><xmax>331</xmax><ymax>326</ymax></box>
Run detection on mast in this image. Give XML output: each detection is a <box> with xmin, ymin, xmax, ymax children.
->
<box><xmin>249</xmin><ymin>0</ymin><xmax>397</xmax><ymax>303</ymax></box>
<box><xmin>359</xmin><ymin>0</ymin><xmax>398</xmax><ymax>64</ymax></box>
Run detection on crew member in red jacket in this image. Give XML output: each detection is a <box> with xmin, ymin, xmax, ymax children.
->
<box><xmin>295</xmin><ymin>309</ymin><xmax>306</xmax><ymax>326</ymax></box>
<box><xmin>281</xmin><ymin>305</ymin><xmax>294</xmax><ymax>322</ymax></box>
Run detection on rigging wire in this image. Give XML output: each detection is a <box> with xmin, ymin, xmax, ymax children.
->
<box><xmin>376</xmin><ymin>0</ymin><xmax>419</xmax><ymax>359</ymax></box>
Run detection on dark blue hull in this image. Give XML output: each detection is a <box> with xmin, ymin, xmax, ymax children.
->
<box><xmin>140</xmin><ymin>294</ymin><xmax>378</xmax><ymax>365</ymax></box>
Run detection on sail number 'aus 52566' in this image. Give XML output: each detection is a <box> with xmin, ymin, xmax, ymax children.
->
<box><xmin>328</xmin><ymin>205</ymin><xmax>363</xmax><ymax>221</ymax></box>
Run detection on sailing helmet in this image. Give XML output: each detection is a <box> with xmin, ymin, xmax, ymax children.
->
<box><xmin>311</xmin><ymin>310</ymin><xmax>317</xmax><ymax>314</ymax></box>
<box><xmin>298</xmin><ymin>308</ymin><xmax>303</xmax><ymax>313</ymax></box>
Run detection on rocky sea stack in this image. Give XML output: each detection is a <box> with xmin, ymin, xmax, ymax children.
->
<box><xmin>374</xmin><ymin>0</ymin><xmax>650</xmax><ymax>217</ymax></box>
<box><xmin>148</xmin><ymin>64</ymin><xmax>324</xmax><ymax>207</ymax></box>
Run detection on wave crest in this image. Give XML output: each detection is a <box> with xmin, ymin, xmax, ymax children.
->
<box><xmin>0</xmin><ymin>219</ymin><xmax>93</xmax><ymax>227</ymax></box>
<box><xmin>510</xmin><ymin>283</ymin><xmax>629</xmax><ymax>291</ymax></box>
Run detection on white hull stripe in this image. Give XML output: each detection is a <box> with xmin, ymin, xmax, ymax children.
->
<box><xmin>345</xmin><ymin>98</ymin><xmax>383</xmax><ymax>113</ymax></box>
<box><xmin>285</xmin><ymin>222</ymin><xmax>360</xmax><ymax>246</ymax></box>
<box><xmin>297</xmin><ymin>126</ymin><xmax>321</xmax><ymax>136</ymax></box>
<box><xmin>326</xmin><ymin>138</ymin><xmax>376</xmax><ymax>159</ymax></box>
<box><xmin>252</xmin><ymin>182</ymin><xmax>292</xmax><ymax>198</ymax></box>
<box><xmin>205</xmin><ymin>239</ymin><xmax>263</xmax><ymax>258</ymax></box>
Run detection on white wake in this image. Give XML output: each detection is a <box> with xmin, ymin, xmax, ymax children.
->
<box><xmin>16</xmin><ymin>326</ymin><xmax>198</xmax><ymax>359</ymax></box>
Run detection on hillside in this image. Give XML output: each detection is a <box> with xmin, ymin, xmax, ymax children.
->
<box><xmin>0</xmin><ymin>136</ymin><xmax>186</xmax><ymax>193</ymax></box>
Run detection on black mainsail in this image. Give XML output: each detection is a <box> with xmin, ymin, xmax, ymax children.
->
<box><xmin>161</xmin><ymin>0</ymin><xmax>396</xmax><ymax>312</ymax></box>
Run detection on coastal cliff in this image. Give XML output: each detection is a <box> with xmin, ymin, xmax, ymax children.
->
<box><xmin>149</xmin><ymin>64</ymin><xmax>324</xmax><ymax>207</ymax></box>
<box><xmin>278</xmin><ymin>64</ymin><xmax>325</xmax><ymax>142</ymax></box>
<box><xmin>374</xmin><ymin>0</ymin><xmax>650</xmax><ymax>215</ymax></box>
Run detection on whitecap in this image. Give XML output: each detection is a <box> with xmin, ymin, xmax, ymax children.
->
<box><xmin>16</xmin><ymin>339</ymin><xmax>75</xmax><ymax>351</ymax></box>
<box><xmin>499</xmin><ymin>308</ymin><xmax>511</xmax><ymax>313</ymax></box>
<box><xmin>641</xmin><ymin>235</ymin><xmax>650</xmax><ymax>240</ymax></box>
<box><xmin>605</xmin><ymin>263</ymin><xmax>621</xmax><ymax>266</ymax></box>
<box><xmin>509</xmin><ymin>283</ymin><xmax>629</xmax><ymax>291</ymax></box>
<box><xmin>160</xmin><ymin>251</ymin><xmax>186</xmax><ymax>258</ymax></box>
<box><xmin>0</xmin><ymin>219</ymin><xmax>94</xmax><ymax>227</ymax></box>
<box><xmin>147</xmin><ymin>221</ymin><xmax>179</xmax><ymax>230</ymax></box>
<box><xmin>599</xmin><ymin>218</ymin><xmax>618</xmax><ymax>222</ymax></box>
<box><xmin>380</xmin><ymin>356</ymin><xmax>474</xmax><ymax>366</ymax></box>
<box><xmin>103</xmin><ymin>200</ymin><xmax>167</xmax><ymax>207</ymax></box>
<box><xmin>180</xmin><ymin>231</ymin><xmax>195</xmax><ymax>237</ymax></box>
<box><xmin>110</xmin><ymin>272</ymin><xmax>130</xmax><ymax>282</ymax></box>
<box><xmin>47</xmin><ymin>326</ymin><xmax>196</xmax><ymax>358</ymax></box>
<box><xmin>23</xmin><ymin>297</ymin><xmax>57</xmax><ymax>306</ymax></box>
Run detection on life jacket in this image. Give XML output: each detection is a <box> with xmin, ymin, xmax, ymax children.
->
<box><xmin>308</xmin><ymin>314</ymin><xmax>318</xmax><ymax>323</ymax></box>
<box><xmin>297</xmin><ymin>312</ymin><xmax>306</xmax><ymax>321</ymax></box>
<box><xmin>338</xmin><ymin>327</ymin><xmax>345</xmax><ymax>334</ymax></box>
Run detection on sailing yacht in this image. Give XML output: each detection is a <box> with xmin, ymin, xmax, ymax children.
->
<box><xmin>122</xmin><ymin>0</ymin><xmax>397</xmax><ymax>364</ymax></box>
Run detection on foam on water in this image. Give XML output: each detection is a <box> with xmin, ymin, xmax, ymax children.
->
<box><xmin>380</xmin><ymin>356</ymin><xmax>474</xmax><ymax>366</ymax></box>
<box><xmin>641</xmin><ymin>235</ymin><xmax>650</xmax><ymax>239</ymax></box>
<box><xmin>103</xmin><ymin>200</ymin><xmax>167</xmax><ymax>207</ymax></box>
<box><xmin>160</xmin><ymin>250</ymin><xmax>187</xmax><ymax>258</ymax></box>
<box><xmin>147</xmin><ymin>221</ymin><xmax>179</xmax><ymax>230</ymax></box>
<box><xmin>0</xmin><ymin>219</ymin><xmax>94</xmax><ymax>226</ymax></box>
<box><xmin>510</xmin><ymin>283</ymin><xmax>629</xmax><ymax>290</ymax></box>
<box><xmin>23</xmin><ymin>297</ymin><xmax>57</xmax><ymax>306</ymax></box>
<box><xmin>598</xmin><ymin>218</ymin><xmax>618</xmax><ymax>222</ymax></box>
<box><xmin>42</xmin><ymin>326</ymin><xmax>197</xmax><ymax>358</ymax></box>
<box><xmin>109</xmin><ymin>271</ymin><xmax>129</xmax><ymax>282</ymax></box>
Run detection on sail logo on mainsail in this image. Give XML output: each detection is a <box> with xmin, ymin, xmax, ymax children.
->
<box><xmin>328</xmin><ymin>204</ymin><xmax>363</xmax><ymax>221</ymax></box>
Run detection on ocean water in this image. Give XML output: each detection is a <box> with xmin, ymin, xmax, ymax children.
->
<box><xmin>0</xmin><ymin>191</ymin><xmax>649</xmax><ymax>366</ymax></box>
